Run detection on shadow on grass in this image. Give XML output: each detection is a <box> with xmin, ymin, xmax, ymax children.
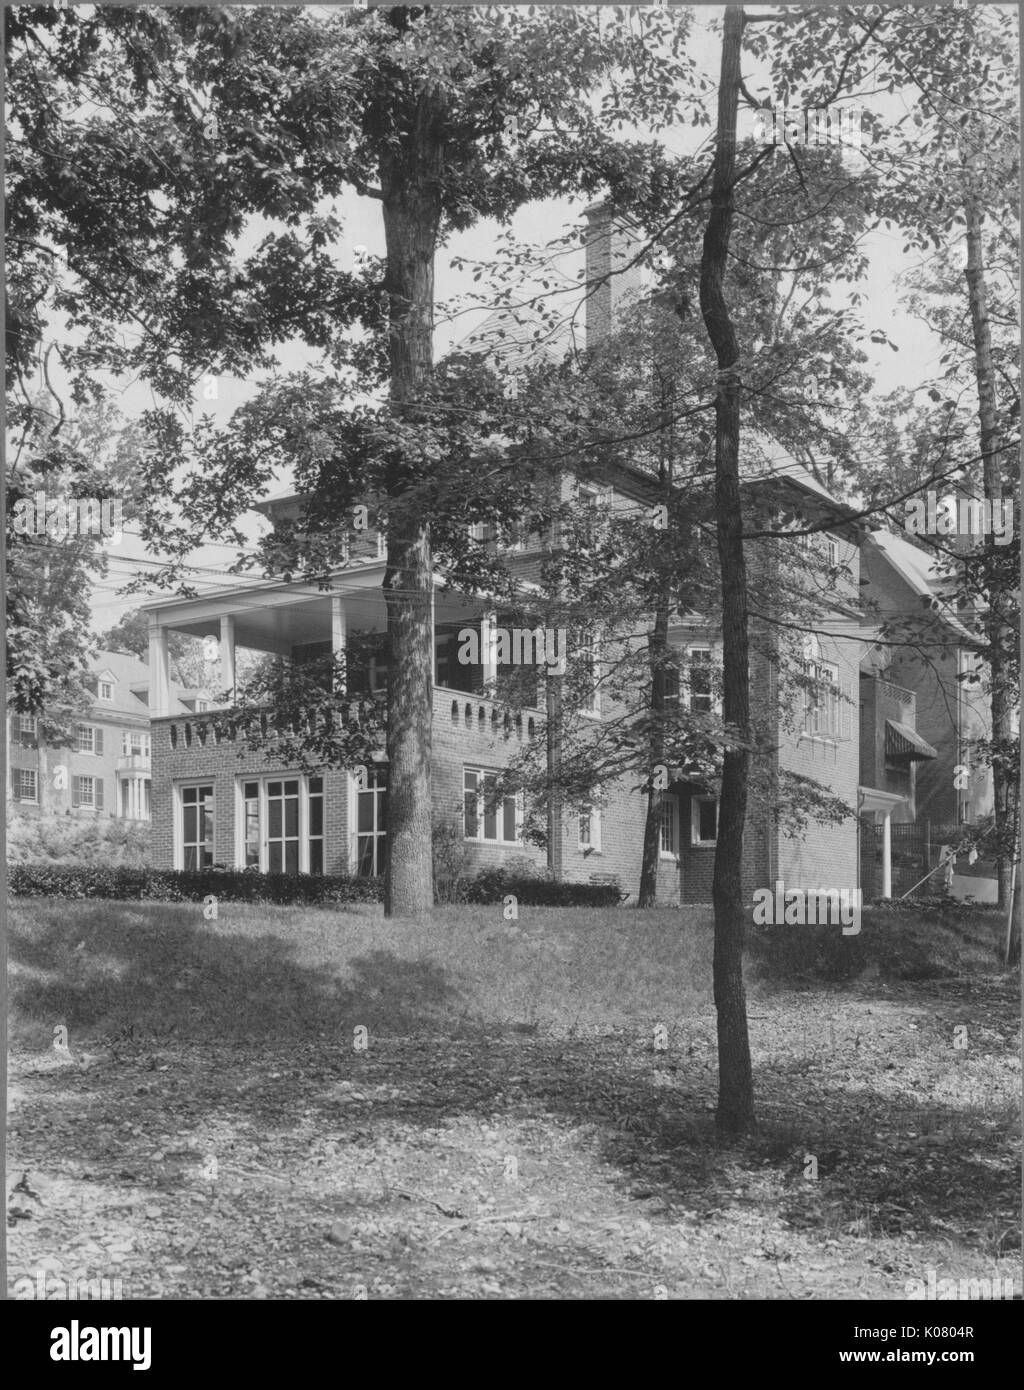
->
<box><xmin>10</xmin><ymin>901</ymin><xmax>464</xmax><ymax>1043</ymax></box>
<box><xmin>10</xmin><ymin>901</ymin><xmax>1018</xmax><ymax>1266</ymax></box>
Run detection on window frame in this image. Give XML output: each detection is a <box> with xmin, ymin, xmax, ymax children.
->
<box><xmin>98</xmin><ymin>680</ymin><xmax>114</xmax><ymax>701</ymax></box>
<box><xmin>659</xmin><ymin>795</ymin><xmax>680</xmax><ymax>858</ymax></box>
<box><xmin>354</xmin><ymin>766</ymin><xmax>387</xmax><ymax>877</ymax></box>
<box><xmin>235</xmin><ymin>773</ymin><xmax>326</xmax><ymax>876</ymax></box>
<box><xmin>72</xmin><ymin>773</ymin><xmax>104</xmax><ymax>812</ymax></box>
<box><xmin>13</xmin><ymin>767</ymin><xmax>38</xmax><ymax>802</ymax></box>
<box><xmin>177</xmin><ymin>782</ymin><xmax>214</xmax><ymax>870</ymax></box>
<box><xmin>686</xmin><ymin>645</ymin><xmax>715</xmax><ymax>715</ymax></box>
<box><xmin>691</xmin><ymin>795</ymin><xmax>719</xmax><ymax>847</ymax></box>
<box><xmin>76</xmin><ymin>723</ymin><xmax>102</xmax><ymax>755</ymax></box>
<box><xmin>579</xmin><ymin>798</ymin><xmax>603</xmax><ymax>853</ymax></box>
<box><xmin>464</xmin><ymin>767</ymin><xmax>521</xmax><ymax>846</ymax></box>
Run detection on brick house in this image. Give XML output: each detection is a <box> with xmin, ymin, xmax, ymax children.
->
<box><xmin>142</xmin><ymin>203</ymin><xmax>891</xmax><ymax>903</ymax></box>
<box><xmin>7</xmin><ymin>649</ymin><xmax>196</xmax><ymax>822</ymax></box>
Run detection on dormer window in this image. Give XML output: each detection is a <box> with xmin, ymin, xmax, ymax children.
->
<box><xmin>98</xmin><ymin>680</ymin><xmax>114</xmax><ymax>701</ymax></box>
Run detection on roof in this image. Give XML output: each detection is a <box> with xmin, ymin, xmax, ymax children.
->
<box><xmin>458</xmin><ymin>307</ymin><xmax>575</xmax><ymax>374</ymax></box>
<box><xmin>863</xmin><ymin>530</ymin><xmax>973</xmax><ymax>640</ymax></box>
<box><xmin>92</xmin><ymin>649</ymin><xmax>192</xmax><ymax>718</ymax></box>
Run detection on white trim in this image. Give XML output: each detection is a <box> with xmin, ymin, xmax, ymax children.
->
<box><xmin>175</xmin><ymin>780</ymin><xmax>215</xmax><ymax>870</ymax></box>
<box><xmin>579</xmin><ymin>801</ymin><xmax>602</xmax><ymax>853</ymax></box>
<box><xmin>658</xmin><ymin>795</ymin><xmax>680</xmax><ymax>859</ymax></box>
<box><xmin>464</xmin><ymin>766</ymin><xmax>522</xmax><ymax>845</ymax></box>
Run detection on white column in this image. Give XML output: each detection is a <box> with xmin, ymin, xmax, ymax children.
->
<box><xmin>481</xmin><ymin>610</ymin><xmax>498</xmax><ymax>689</ymax></box>
<box><xmin>148</xmin><ymin>622</ymin><xmax>170</xmax><ymax>717</ymax></box>
<box><xmin>331</xmin><ymin>596</ymin><xmax>347</xmax><ymax>691</ymax></box>
<box><xmin>881</xmin><ymin>811</ymin><xmax>892</xmax><ymax>899</ymax></box>
<box><xmin>220</xmin><ymin>614</ymin><xmax>236</xmax><ymax>699</ymax></box>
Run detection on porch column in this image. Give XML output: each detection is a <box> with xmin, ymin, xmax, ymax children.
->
<box><xmin>481</xmin><ymin>610</ymin><xmax>498</xmax><ymax>689</ymax></box>
<box><xmin>148</xmin><ymin>622</ymin><xmax>170</xmax><ymax>717</ymax></box>
<box><xmin>219</xmin><ymin>614</ymin><xmax>236</xmax><ymax>699</ymax></box>
<box><xmin>881</xmin><ymin>810</ymin><xmax>893</xmax><ymax>899</ymax></box>
<box><xmin>331</xmin><ymin>595</ymin><xmax>347</xmax><ymax>691</ymax></box>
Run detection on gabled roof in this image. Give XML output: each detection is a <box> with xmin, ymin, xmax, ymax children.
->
<box><xmin>862</xmin><ymin>530</ymin><xmax>973</xmax><ymax>641</ymax></box>
<box><xmin>92</xmin><ymin>649</ymin><xmax>192</xmax><ymax>717</ymax></box>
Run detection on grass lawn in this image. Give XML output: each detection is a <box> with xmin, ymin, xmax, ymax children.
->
<box><xmin>7</xmin><ymin>898</ymin><xmax>1021</xmax><ymax>1299</ymax></box>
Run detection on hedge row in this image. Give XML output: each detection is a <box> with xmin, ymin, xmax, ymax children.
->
<box><xmin>7</xmin><ymin>862</ymin><xmax>626</xmax><ymax>909</ymax></box>
<box><xmin>7</xmin><ymin>864</ymin><xmax>382</xmax><ymax>906</ymax></box>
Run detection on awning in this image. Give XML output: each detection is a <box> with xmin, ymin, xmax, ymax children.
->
<box><xmin>885</xmin><ymin>719</ymin><xmax>938</xmax><ymax>761</ymax></box>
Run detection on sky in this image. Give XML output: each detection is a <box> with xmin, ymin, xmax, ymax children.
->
<box><xmin>23</xmin><ymin>4</ymin><xmax>997</xmax><ymax>638</ymax></box>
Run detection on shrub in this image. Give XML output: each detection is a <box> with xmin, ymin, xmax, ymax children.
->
<box><xmin>432</xmin><ymin>810</ymin><xmax>468</xmax><ymax>904</ymax></box>
<box><xmin>5</xmin><ymin>812</ymin><xmax>150</xmax><ymax>866</ymax></box>
<box><xmin>461</xmin><ymin>866</ymin><xmax>625</xmax><ymax>908</ymax></box>
<box><xmin>8</xmin><ymin>862</ymin><xmax>382</xmax><ymax>906</ymax></box>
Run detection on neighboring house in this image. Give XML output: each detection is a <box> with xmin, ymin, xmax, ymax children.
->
<box><xmin>859</xmin><ymin>528</ymin><xmax>998</xmax><ymax>899</ymax></box>
<box><xmin>7</xmin><ymin>649</ymin><xmax>196</xmax><ymax>822</ymax></box>
<box><xmin>144</xmin><ymin>204</ymin><xmax>871</xmax><ymax>903</ymax></box>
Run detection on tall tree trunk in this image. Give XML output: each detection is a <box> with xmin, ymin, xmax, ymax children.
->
<box><xmin>638</xmin><ymin>386</ymin><xmax>674</xmax><ymax>907</ymax></box>
<box><xmin>378</xmin><ymin>96</ymin><xmax>443</xmax><ymax>916</ymax></box>
<box><xmin>963</xmin><ymin>186</ymin><xmax>1015</xmax><ymax>911</ymax></box>
<box><xmin>698</xmin><ymin>3</ymin><xmax>755</xmax><ymax>1136</ymax></box>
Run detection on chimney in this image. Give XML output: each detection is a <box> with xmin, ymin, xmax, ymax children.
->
<box><xmin>583</xmin><ymin>199</ymin><xmax>645</xmax><ymax>349</ymax></box>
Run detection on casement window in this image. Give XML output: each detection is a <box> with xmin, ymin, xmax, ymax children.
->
<box><xmin>240</xmin><ymin>775</ymin><xmax>325</xmax><ymax>875</ymax></box>
<box><xmin>121</xmin><ymin>731</ymin><xmax>151</xmax><ymax>757</ymax></box>
<box><xmin>180</xmin><ymin>784</ymin><xmax>214</xmax><ymax>869</ymax></box>
<box><xmin>72</xmin><ymin>775</ymin><xmax>104</xmax><ymax>811</ymax></box>
<box><xmin>76</xmin><ymin>724</ymin><xmax>103</xmax><ymax>755</ymax></box>
<box><xmin>691</xmin><ymin>796</ymin><xmax>719</xmax><ymax>847</ymax></box>
<box><xmin>98</xmin><ymin>680</ymin><xmax>114</xmax><ymax>701</ymax></box>
<box><xmin>579</xmin><ymin>800</ymin><xmax>602</xmax><ymax>852</ymax></box>
<box><xmin>464</xmin><ymin>768</ymin><xmax>519</xmax><ymax>844</ymax></box>
<box><xmin>12</xmin><ymin>768</ymin><xmax>38</xmax><ymax>801</ymax></box>
<box><xmin>659</xmin><ymin>796</ymin><xmax>680</xmax><ymax>858</ymax></box>
<box><xmin>355</xmin><ymin>767</ymin><xmax>387</xmax><ymax>877</ymax></box>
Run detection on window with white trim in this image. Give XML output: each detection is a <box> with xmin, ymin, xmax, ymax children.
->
<box><xmin>659</xmin><ymin>796</ymin><xmax>679</xmax><ymax>857</ymax></box>
<box><xmin>180</xmin><ymin>784</ymin><xmax>213</xmax><ymax>868</ymax></box>
<box><xmin>825</xmin><ymin>535</ymin><xmax>840</xmax><ymax>568</ymax></box>
<box><xmin>76</xmin><ymin>724</ymin><xmax>103</xmax><ymax>755</ymax></box>
<box><xmin>691</xmin><ymin>796</ymin><xmax>718</xmax><ymax>846</ymax></box>
<box><xmin>356</xmin><ymin>767</ymin><xmax>387</xmax><ymax>876</ymax></box>
<box><xmin>240</xmin><ymin>775</ymin><xmax>325</xmax><ymax>875</ymax></box>
<box><xmin>464</xmin><ymin>768</ymin><xmax>519</xmax><ymax>844</ymax></box>
<box><xmin>121</xmin><ymin>731</ymin><xmax>151</xmax><ymax>757</ymax></box>
<box><xmin>804</xmin><ymin>657</ymin><xmax>840</xmax><ymax>737</ymax></box>
<box><xmin>72</xmin><ymin>774</ymin><xmax>104</xmax><ymax>811</ymax></box>
<box><xmin>98</xmin><ymin>680</ymin><xmax>114</xmax><ymax>701</ymax></box>
<box><xmin>13</xmin><ymin>768</ymin><xmax>37</xmax><ymax>801</ymax></box>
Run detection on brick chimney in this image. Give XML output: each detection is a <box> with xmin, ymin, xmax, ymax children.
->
<box><xmin>583</xmin><ymin>199</ymin><xmax>645</xmax><ymax>349</ymax></box>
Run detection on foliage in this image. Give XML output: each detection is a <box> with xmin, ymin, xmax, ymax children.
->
<box><xmin>5</xmin><ymin>813</ymin><xmax>150</xmax><ymax>867</ymax></box>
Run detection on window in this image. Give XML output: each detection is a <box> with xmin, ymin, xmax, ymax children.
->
<box><xmin>121</xmin><ymin>731</ymin><xmax>150</xmax><ymax>757</ymax></box>
<box><xmin>356</xmin><ymin>768</ymin><xmax>387</xmax><ymax>876</ymax></box>
<box><xmin>577</xmin><ymin>486</ymin><xmax>604</xmax><ymax>546</ymax></box>
<box><xmin>14</xmin><ymin>714</ymin><xmax>37</xmax><ymax>747</ymax></box>
<box><xmin>687</xmin><ymin>647</ymin><xmax>714</xmax><ymax>714</ymax></box>
<box><xmin>240</xmin><ymin>775</ymin><xmax>325</xmax><ymax>875</ymax></box>
<box><xmin>578</xmin><ymin>630</ymin><xmax>601</xmax><ymax>717</ymax></box>
<box><xmin>98</xmin><ymin>680</ymin><xmax>114</xmax><ymax>701</ymax></box>
<box><xmin>659</xmin><ymin>796</ymin><xmax>679</xmax><ymax>857</ymax></box>
<box><xmin>72</xmin><ymin>775</ymin><xmax>104</xmax><ymax>811</ymax></box>
<box><xmin>804</xmin><ymin>658</ymin><xmax>840</xmax><ymax>737</ymax></box>
<box><xmin>825</xmin><ymin>536</ymin><xmax>840</xmax><ymax>569</ymax></box>
<box><xmin>181</xmin><ymin>784</ymin><xmax>214</xmax><ymax>868</ymax></box>
<box><xmin>579</xmin><ymin>801</ymin><xmax>602</xmax><ymax>852</ymax></box>
<box><xmin>13</xmin><ymin>768</ymin><xmax>37</xmax><ymax>801</ymax></box>
<box><xmin>464</xmin><ymin>768</ymin><xmax>519</xmax><ymax>844</ymax></box>
<box><xmin>691</xmin><ymin>796</ymin><xmax>718</xmax><ymax>846</ymax></box>
<box><xmin>76</xmin><ymin>725</ymin><xmax>103</xmax><ymax>755</ymax></box>
<box><xmin>195</xmin><ymin>699</ymin><xmax>209</xmax><ymax>713</ymax></box>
